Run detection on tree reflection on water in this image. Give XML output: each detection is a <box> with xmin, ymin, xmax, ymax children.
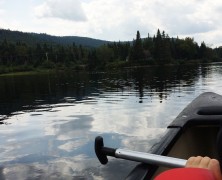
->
<box><xmin>0</xmin><ymin>63</ymin><xmax>221</xmax><ymax>179</ymax></box>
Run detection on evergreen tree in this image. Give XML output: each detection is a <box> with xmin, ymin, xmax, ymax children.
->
<box><xmin>162</xmin><ymin>34</ymin><xmax>172</xmax><ymax>63</ymax></box>
<box><xmin>130</xmin><ymin>31</ymin><xmax>145</xmax><ymax>62</ymax></box>
<box><xmin>199</xmin><ymin>42</ymin><xmax>207</xmax><ymax>58</ymax></box>
<box><xmin>153</xmin><ymin>29</ymin><xmax>163</xmax><ymax>64</ymax></box>
<box><xmin>153</xmin><ymin>30</ymin><xmax>172</xmax><ymax>64</ymax></box>
<box><xmin>143</xmin><ymin>33</ymin><xmax>153</xmax><ymax>51</ymax></box>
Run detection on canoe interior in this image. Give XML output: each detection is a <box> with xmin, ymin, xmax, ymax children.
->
<box><xmin>152</xmin><ymin>125</ymin><xmax>220</xmax><ymax>179</ymax></box>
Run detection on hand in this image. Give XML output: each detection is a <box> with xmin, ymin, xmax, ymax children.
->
<box><xmin>186</xmin><ymin>156</ymin><xmax>222</xmax><ymax>180</ymax></box>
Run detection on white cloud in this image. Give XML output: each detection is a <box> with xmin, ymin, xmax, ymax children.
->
<box><xmin>127</xmin><ymin>0</ymin><xmax>216</xmax><ymax>36</ymax></box>
<box><xmin>1</xmin><ymin>0</ymin><xmax>222</xmax><ymax>46</ymax></box>
<box><xmin>77</xmin><ymin>0</ymin><xmax>222</xmax><ymax>42</ymax></box>
<box><xmin>35</xmin><ymin>0</ymin><xmax>87</xmax><ymax>21</ymax></box>
<box><xmin>58</xmin><ymin>139</ymin><xmax>88</xmax><ymax>152</ymax></box>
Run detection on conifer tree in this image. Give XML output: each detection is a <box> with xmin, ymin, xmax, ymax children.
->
<box><xmin>130</xmin><ymin>31</ymin><xmax>145</xmax><ymax>62</ymax></box>
<box><xmin>153</xmin><ymin>29</ymin><xmax>172</xmax><ymax>64</ymax></box>
<box><xmin>153</xmin><ymin>29</ymin><xmax>163</xmax><ymax>64</ymax></box>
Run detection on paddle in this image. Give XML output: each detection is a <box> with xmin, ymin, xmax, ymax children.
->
<box><xmin>95</xmin><ymin>136</ymin><xmax>187</xmax><ymax>168</ymax></box>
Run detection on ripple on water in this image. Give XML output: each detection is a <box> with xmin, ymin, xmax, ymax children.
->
<box><xmin>1</xmin><ymin>63</ymin><xmax>222</xmax><ymax>179</ymax></box>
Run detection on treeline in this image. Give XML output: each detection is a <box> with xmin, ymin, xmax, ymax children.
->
<box><xmin>0</xmin><ymin>29</ymin><xmax>222</xmax><ymax>73</ymax></box>
<box><xmin>0</xmin><ymin>29</ymin><xmax>109</xmax><ymax>47</ymax></box>
<box><xmin>129</xmin><ymin>30</ymin><xmax>221</xmax><ymax>65</ymax></box>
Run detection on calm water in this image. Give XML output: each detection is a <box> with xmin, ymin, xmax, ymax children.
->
<box><xmin>0</xmin><ymin>63</ymin><xmax>222</xmax><ymax>179</ymax></box>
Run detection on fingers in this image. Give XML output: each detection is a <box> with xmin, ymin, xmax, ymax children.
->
<box><xmin>186</xmin><ymin>156</ymin><xmax>222</xmax><ymax>180</ymax></box>
<box><xmin>209</xmin><ymin>159</ymin><xmax>220</xmax><ymax>169</ymax></box>
<box><xmin>186</xmin><ymin>156</ymin><xmax>211</xmax><ymax>168</ymax></box>
<box><xmin>199</xmin><ymin>156</ymin><xmax>211</xmax><ymax>168</ymax></box>
<box><xmin>208</xmin><ymin>159</ymin><xmax>221</xmax><ymax>180</ymax></box>
<box><xmin>186</xmin><ymin>156</ymin><xmax>202</xmax><ymax>167</ymax></box>
<box><xmin>186</xmin><ymin>156</ymin><xmax>196</xmax><ymax>167</ymax></box>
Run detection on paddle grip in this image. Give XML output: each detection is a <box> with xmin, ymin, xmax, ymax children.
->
<box><xmin>95</xmin><ymin>136</ymin><xmax>116</xmax><ymax>164</ymax></box>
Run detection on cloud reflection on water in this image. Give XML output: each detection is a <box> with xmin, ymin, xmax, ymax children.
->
<box><xmin>0</xmin><ymin>99</ymin><xmax>168</xmax><ymax>179</ymax></box>
<box><xmin>1</xmin><ymin>64</ymin><xmax>222</xmax><ymax>179</ymax></box>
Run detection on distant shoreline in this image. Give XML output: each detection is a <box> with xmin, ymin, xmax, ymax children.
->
<box><xmin>0</xmin><ymin>60</ymin><xmax>221</xmax><ymax>77</ymax></box>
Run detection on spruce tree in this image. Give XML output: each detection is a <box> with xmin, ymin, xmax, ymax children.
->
<box><xmin>153</xmin><ymin>29</ymin><xmax>163</xmax><ymax>64</ymax></box>
<box><xmin>130</xmin><ymin>31</ymin><xmax>144</xmax><ymax>63</ymax></box>
<box><xmin>153</xmin><ymin>29</ymin><xmax>172</xmax><ymax>65</ymax></box>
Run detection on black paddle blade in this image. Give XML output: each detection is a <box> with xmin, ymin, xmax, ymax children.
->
<box><xmin>95</xmin><ymin>136</ymin><xmax>108</xmax><ymax>164</ymax></box>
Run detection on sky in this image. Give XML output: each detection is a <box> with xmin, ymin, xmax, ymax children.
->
<box><xmin>0</xmin><ymin>0</ymin><xmax>222</xmax><ymax>47</ymax></box>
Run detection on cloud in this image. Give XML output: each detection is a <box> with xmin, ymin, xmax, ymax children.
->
<box><xmin>159</xmin><ymin>0</ymin><xmax>221</xmax><ymax>37</ymax></box>
<box><xmin>35</xmin><ymin>0</ymin><xmax>87</xmax><ymax>22</ymax></box>
<box><xmin>128</xmin><ymin>0</ymin><xmax>216</xmax><ymax>36</ymax></box>
<box><xmin>79</xmin><ymin>0</ymin><xmax>221</xmax><ymax>41</ymax></box>
<box><xmin>58</xmin><ymin>139</ymin><xmax>88</xmax><ymax>152</ymax></box>
<box><xmin>2</xmin><ymin>0</ymin><xmax>222</xmax><ymax>46</ymax></box>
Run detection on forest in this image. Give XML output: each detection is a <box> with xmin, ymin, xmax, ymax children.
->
<box><xmin>0</xmin><ymin>29</ymin><xmax>222</xmax><ymax>74</ymax></box>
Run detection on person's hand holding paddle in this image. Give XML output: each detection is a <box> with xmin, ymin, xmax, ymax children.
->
<box><xmin>155</xmin><ymin>156</ymin><xmax>222</xmax><ymax>180</ymax></box>
<box><xmin>185</xmin><ymin>156</ymin><xmax>222</xmax><ymax>180</ymax></box>
<box><xmin>95</xmin><ymin>136</ymin><xmax>222</xmax><ymax>179</ymax></box>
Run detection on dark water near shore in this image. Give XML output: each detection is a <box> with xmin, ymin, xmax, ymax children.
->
<box><xmin>0</xmin><ymin>63</ymin><xmax>222</xmax><ymax>179</ymax></box>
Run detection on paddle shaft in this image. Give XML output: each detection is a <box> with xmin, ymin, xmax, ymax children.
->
<box><xmin>115</xmin><ymin>148</ymin><xmax>187</xmax><ymax>168</ymax></box>
<box><xmin>95</xmin><ymin>136</ymin><xmax>187</xmax><ymax>168</ymax></box>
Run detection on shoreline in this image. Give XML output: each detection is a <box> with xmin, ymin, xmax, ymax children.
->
<box><xmin>0</xmin><ymin>60</ymin><xmax>221</xmax><ymax>77</ymax></box>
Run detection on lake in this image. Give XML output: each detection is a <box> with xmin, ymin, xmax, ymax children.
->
<box><xmin>0</xmin><ymin>63</ymin><xmax>222</xmax><ymax>179</ymax></box>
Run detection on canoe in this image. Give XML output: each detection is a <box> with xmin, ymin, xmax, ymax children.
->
<box><xmin>126</xmin><ymin>92</ymin><xmax>222</xmax><ymax>179</ymax></box>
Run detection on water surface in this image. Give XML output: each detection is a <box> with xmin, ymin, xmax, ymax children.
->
<box><xmin>0</xmin><ymin>63</ymin><xmax>222</xmax><ymax>179</ymax></box>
